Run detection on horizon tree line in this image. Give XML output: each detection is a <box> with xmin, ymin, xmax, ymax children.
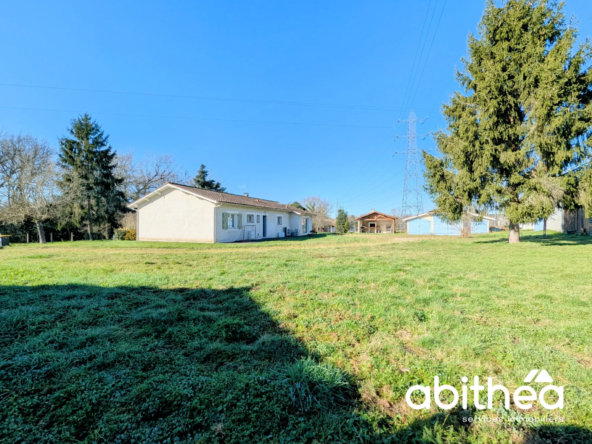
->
<box><xmin>0</xmin><ymin>114</ymin><xmax>230</xmax><ymax>243</ymax></box>
<box><xmin>0</xmin><ymin>114</ymin><xmax>335</xmax><ymax>243</ymax></box>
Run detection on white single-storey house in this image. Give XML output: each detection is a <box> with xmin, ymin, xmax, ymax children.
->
<box><xmin>127</xmin><ymin>183</ymin><xmax>314</xmax><ymax>243</ymax></box>
<box><xmin>402</xmin><ymin>211</ymin><xmax>495</xmax><ymax>235</ymax></box>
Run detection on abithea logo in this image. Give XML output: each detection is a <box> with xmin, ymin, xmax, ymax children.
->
<box><xmin>405</xmin><ymin>370</ymin><xmax>563</xmax><ymax>411</ymax></box>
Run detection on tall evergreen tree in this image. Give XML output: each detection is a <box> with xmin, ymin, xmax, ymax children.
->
<box><xmin>58</xmin><ymin>114</ymin><xmax>124</xmax><ymax>240</ymax></box>
<box><xmin>191</xmin><ymin>164</ymin><xmax>226</xmax><ymax>192</ymax></box>
<box><xmin>424</xmin><ymin>0</ymin><xmax>592</xmax><ymax>243</ymax></box>
<box><xmin>336</xmin><ymin>209</ymin><xmax>348</xmax><ymax>234</ymax></box>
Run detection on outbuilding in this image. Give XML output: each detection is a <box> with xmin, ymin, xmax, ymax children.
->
<box><xmin>128</xmin><ymin>183</ymin><xmax>313</xmax><ymax>243</ymax></box>
<box><xmin>356</xmin><ymin>211</ymin><xmax>397</xmax><ymax>233</ymax></box>
<box><xmin>403</xmin><ymin>211</ymin><xmax>495</xmax><ymax>235</ymax></box>
<box><xmin>524</xmin><ymin>207</ymin><xmax>591</xmax><ymax>234</ymax></box>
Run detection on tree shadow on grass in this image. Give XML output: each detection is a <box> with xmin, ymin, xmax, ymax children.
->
<box><xmin>523</xmin><ymin>424</ymin><xmax>592</xmax><ymax>444</ymax></box>
<box><xmin>0</xmin><ymin>284</ymin><xmax>386</xmax><ymax>443</ymax></box>
<box><xmin>1</xmin><ymin>285</ymin><xmax>590</xmax><ymax>443</ymax></box>
<box><xmin>238</xmin><ymin>233</ymin><xmax>334</xmax><ymax>243</ymax></box>
<box><xmin>475</xmin><ymin>232</ymin><xmax>592</xmax><ymax>246</ymax></box>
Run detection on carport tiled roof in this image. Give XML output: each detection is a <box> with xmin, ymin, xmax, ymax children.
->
<box><xmin>356</xmin><ymin>211</ymin><xmax>396</xmax><ymax>220</ymax></box>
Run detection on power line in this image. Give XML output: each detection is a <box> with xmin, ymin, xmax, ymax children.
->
<box><xmin>0</xmin><ymin>105</ymin><xmax>395</xmax><ymax>129</ymax></box>
<box><xmin>574</xmin><ymin>0</ymin><xmax>590</xmax><ymax>16</ymax></box>
<box><xmin>580</xmin><ymin>10</ymin><xmax>592</xmax><ymax>26</ymax></box>
<box><xmin>432</xmin><ymin>76</ymin><xmax>455</xmax><ymax>108</ymax></box>
<box><xmin>0</xmin><ymin>83</ymin><xmax>440</xmax><ymax>113</ymax></box>
<box><xmin>341</xmin><ymin>173</ymin><xmax>403</xmax><ymax>207</ymax></box>
<box><xmin>403</xmin><ymin>1</ymin><xmax>439</xmax><ymax>114</ymax></box>
<box><xmin>409</xmin><ymin>0</ymin><xmax>448</xmax><ymax>110</ymax></box>
<box><xmin>397</xmin><ymin>0</ymin><xmax>438</xmax><ymax>120</ymax></box>
<box><xmin>345</xmin><ymin>188</ymin><xmax>406</xmax><ymax>214</ymax></box>
<box><xmin>342</xmin><ymin>2</ymin><xmax>442</xmax><ymax>214</ymax></box>
<box><xmin>368</xmin><ymin>2</ymin><xmax>434</xmax><ymax>195</ymax></box>
<box><xmin>335</xmin><ymin>125</ymin><xmax>396</xmax><ymax>199</ymax></box>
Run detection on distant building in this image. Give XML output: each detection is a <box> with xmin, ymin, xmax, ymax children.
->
<box><xmin>356</xmin><ymin>211</ymin><xmax>397</xmax><ymax>233</ymax></box>
<box><xmin>128</xmin><ymin>183</ymin><xmax>313</xmax><ymax>243</ymax></box>
<box><xmin>318</xmin><ymin>219</ymin><xmax>336</xmax><ymax>233</ymax></box>
<box><xmin>402</xmin><ymin>211</ymin><xmax>495</xmax><ymax>235</ymax></box>
<box><xmin>522</xmin><ymin>207</ymin><xmax>591</xmax><ymax>234</ymax></box>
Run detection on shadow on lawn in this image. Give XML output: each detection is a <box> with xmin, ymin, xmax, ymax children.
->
<box><xmin>0</xmin><ymin>284</ymin><xmax>379</xmax><ymax>443</ymax></box>
<box><xmin>238</xmin><ymin>233</ymin><xmax>335</xmax><ymax>243</ymax></box>
<box><xmin>1</xmin><ymin>285</ymin><xmax>590</xmax><ymax>443</ymax></box>
<box><xmin>475</xmin><ymin>232</ymin><xmax>592</xmax><ymax>246</ymax></box>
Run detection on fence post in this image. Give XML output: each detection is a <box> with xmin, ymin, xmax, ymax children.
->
<box><xmin>50</xmin><ymin>232</ymin><xmax>53</xmax><ymax>243</ymax></box>
<box><xmin>27</xmin><ymin>233</ymin><xmax>30</xmax><ymax>244</ymax></box>
<box><xmin>71</xmin><ymin>232</ymin><xmax>74</xmax><ymax>242</ymax></box>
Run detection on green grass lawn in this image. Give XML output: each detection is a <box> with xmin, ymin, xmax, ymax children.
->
<box><xmin>1</xmin><ymin>233</ymin><xmax>591</xmax><ymax>443</ymax></box>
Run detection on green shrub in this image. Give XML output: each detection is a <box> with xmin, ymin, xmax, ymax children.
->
<box><xmin>113</xmin><ymin>228</ymin><xmax>136</xmax><ymax>240</ymax></box>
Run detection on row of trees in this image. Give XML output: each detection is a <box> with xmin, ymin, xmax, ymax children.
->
<box><xmin>424</xmin><ymin>0</ymin><xmax>592</xmax><ymax>243</ymax></box>
<box><xmin>289</xmin><ymin>197</ymin><xmax>355</xmax><ymax>234</ymax></box>
<box><xmin>0</xmin><ymin>114</ymin><xmax>226</xmax><ymax>243</ymax></box>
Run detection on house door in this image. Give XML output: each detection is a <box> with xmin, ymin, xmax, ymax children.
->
<box><xmin>262</xmin><ymin>215</ymin><xmax>267</xmax><ymax>237</ymax></box>
<box><xmin>369</xmin><ymin>222</ymin><xmax>376</xmax><ymax>233</ymax></box>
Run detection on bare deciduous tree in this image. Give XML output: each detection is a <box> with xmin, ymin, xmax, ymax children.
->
<box><xmin>0</xmin><ymin>133</ymin><xmax>25</xmax><ymax>206</ymax></box>
<box><xmin>390</xmin><ymin>208</ymin><xmax>407</xmax><ymax>233</ymax></box>
<box><xmin>301</xmin><ymin>196</ymin><xmax>333</xmax><ymax>232</ymax></box>
<box><xmin>116</xmin><ymin>152</ymin><xmax>188</xmax><ymax>202</ymax></box>
<box><xmin>0</xmin><ymin>135</ymin><xmax>61</xmax><ymax>243</ymax></box>
<box><xmin>347</xmin><ymin>214</ymin><xmax>357</xmax><ymax>232</ymax></box>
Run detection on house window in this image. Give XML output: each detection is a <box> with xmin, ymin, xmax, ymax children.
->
<box><xmin>302</xmin><ymin>217</ymin><xmax>307</xmax><ymax>233</ymax></box>
<box><xmin>247</xmin><ymin>214</ymin><xmax>254</xmax><ymax>223</ymax></box>
<box><xmin>369</xmin><ymin>223</ymin><xmax>376</xmax><ymax>228</ymax></box>
<box><xmin>228</xmin><ymin>214</ymin><xmax>235</xmax><ymax>228</ymax></box>
<box><xmin>277</xmin><ymin>216</ymin><xmax>283</xmax><ymax>225</ymax></box>
<box><xmin>257</xmin><ymin>215</ymin><xmax>260</xmax><ymax>223</ymax></box>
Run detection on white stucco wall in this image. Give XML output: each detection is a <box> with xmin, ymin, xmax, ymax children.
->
<box><xmin>546</xmin><ymin>208</ymin><xmax>564</xmax><ymax>232</ymax></box>
<box><xmin>136</xmin><ymin>188</ymin><xmax>215</xmax><ymax>242</ymax></box>
<box><xmin>215</xmin><ymin>204</ymin><xmax>311</xmax><ymax>243</ymax></box>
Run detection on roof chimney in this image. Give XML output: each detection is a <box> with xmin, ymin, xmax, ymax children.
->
<box><xmin>243</xmin><ymin>193</ymin><xmax>249</xmax><ymax>197</ymax></box>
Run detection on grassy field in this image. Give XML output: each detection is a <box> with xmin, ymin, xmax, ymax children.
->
<box><xmin>1</xmin><ymin>233</ymin><xmax>591</xmax><ymax>443</ymax></box>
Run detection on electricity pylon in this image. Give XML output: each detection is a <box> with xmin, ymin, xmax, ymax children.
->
<box><xmin>396</xmin><ymin>110</ymin><xmax>425</xmax><ymax>217</ymax></box>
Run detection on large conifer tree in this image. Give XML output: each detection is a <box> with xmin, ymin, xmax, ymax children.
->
<box><xmin>59</xmin><ymin>114</ymin><xmax>124</xmax><ymax>240</ymax></box>
<box><xmin>191</xmin><ymin>164</ymin><xmax>226</xmax><ymax>192</ymax></box>
<box><xmin>424</xmin><ymin>0</ymin><xmax>592</xmax><ymax>243</ymax></box>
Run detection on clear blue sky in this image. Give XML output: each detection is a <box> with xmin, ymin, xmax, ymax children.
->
<box><xmin>2</xmin><ymin>0</ymin><xmax>592</xmax><ymax>216</ymax></box>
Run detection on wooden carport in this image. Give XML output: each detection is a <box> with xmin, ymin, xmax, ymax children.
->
<box><xmin>356</xmin><ymin>211</ymin><xmax>397</xmax><ymax>233</ymax></box>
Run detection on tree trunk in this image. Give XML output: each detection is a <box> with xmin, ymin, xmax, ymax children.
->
<box><xmin>87</xmin><ymin>195</ymin><xmax>94</xmax><ymax>241</ymax></box>
<box><xmin>543</xmin><ymin>219</ymin><xmax>547</xmax><ymax>238</ymax></box>
<box><xmin>508</xmin><ymin>222</ymin><xmax>520</xmax><ymax>243</ymax></box>
<box><xmin>36</xmin><ymin>222</ymin><xmax>47</xmax><ymax>244</ymax></box>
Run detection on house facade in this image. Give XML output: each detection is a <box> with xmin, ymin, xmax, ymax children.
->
<box><xmin>128</xmin><ymin>183</ymin><xmax>313</xmax><ymax>243</ymax></box>
<box><xmin>356</xmin><ymin>211</ymin><xmax>397</xmax><ymax>233</ymax></box>
<box><xmin>403</xmin><ymin>211</ymin><xmax>495</xmax><ymax>235</ymax></box>
<box><xmin>523</xmin><ymin>207</ymin><xmax>591</xmax><ymax>234</ymax></box>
